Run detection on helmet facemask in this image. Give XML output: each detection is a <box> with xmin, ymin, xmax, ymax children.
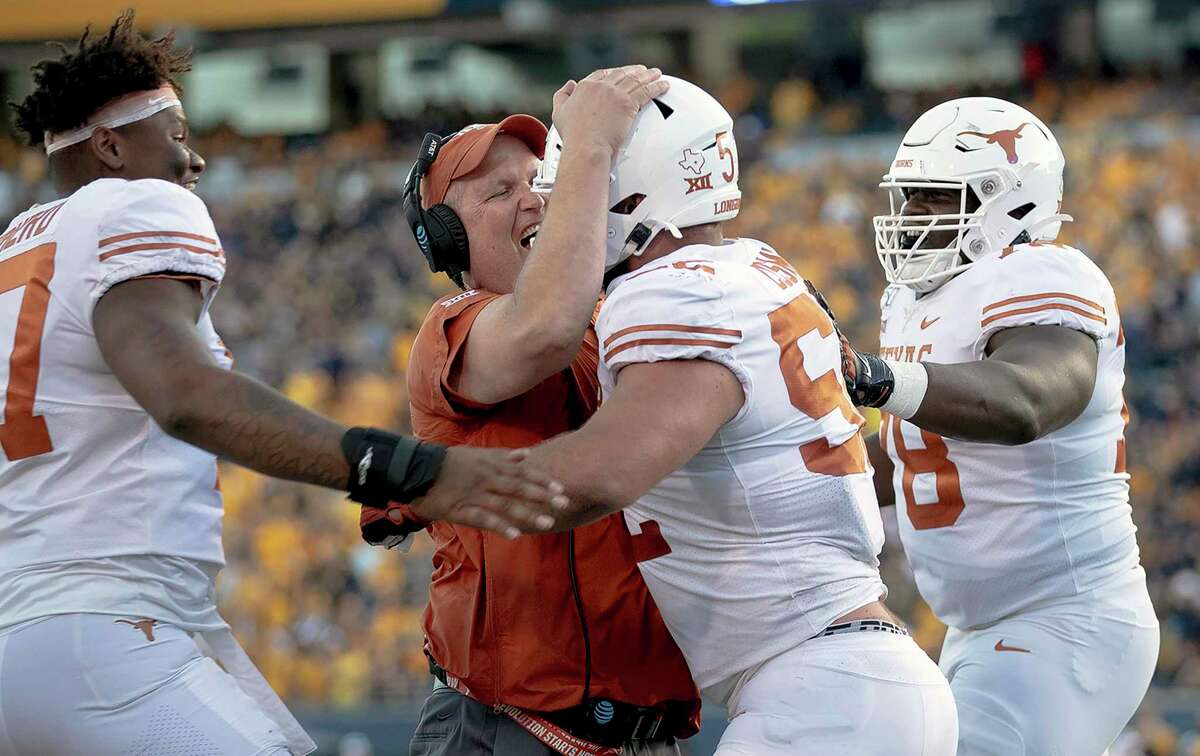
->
<box><xmin>874</xmin><ymin>176</ymin><xmax>987</xmax><ymax>293</ymax></box>
<box><xmin>874</xmin><ymin>164</ymin><xmax>1067</xmax><ymax>294</ymax></box>
<box><xmin>873</xmin><ymin>97</ymin><xmax>1072</xmax><ymax>294</ymax></box>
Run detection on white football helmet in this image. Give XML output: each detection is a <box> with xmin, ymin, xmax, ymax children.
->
<box><xmin>873</xmin><ymin>97</ymin><xmax>1072</xmax><ymax>293</ymax></box>
<box><xmin>533</xmin><ymin>75</ymin><xmax>742</xmax><ymax>271</ymax></box>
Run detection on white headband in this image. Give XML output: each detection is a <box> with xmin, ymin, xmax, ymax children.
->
<box><xmin>44</xmin><ymin>86</ymin><xmax>181</xmax><ymax>156</ymax></box>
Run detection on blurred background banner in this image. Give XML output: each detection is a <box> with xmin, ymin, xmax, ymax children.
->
<box><xmin>0</xmin><ymin>0</ymin><xmax>447</xmax><ymax>41</ymax></box>
<box><xmin>2</xmin><ymin>0</ymin><xmax>1197</xmax><ymax>754</ymax></box>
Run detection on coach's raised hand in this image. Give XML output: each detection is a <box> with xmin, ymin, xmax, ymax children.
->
<box><xmin>552</xmin><ymin>65</ymin><xmax>669</xmax><ymax>158</ymax></box>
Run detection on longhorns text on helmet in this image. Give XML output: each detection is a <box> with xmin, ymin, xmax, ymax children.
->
<box><xmin>874</xmin><ymin>97</ymin><xmax>1071</xmax><ymax>293</ymax></box>
<box><xmin>534</xmin><ymin>75</ymin><xmax>742</xmax><ymax>271</ymax></box>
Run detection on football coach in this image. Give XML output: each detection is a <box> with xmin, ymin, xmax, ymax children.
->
<box><xmin>361</xmin><ymin>67</ymin><xmax>702</xmax><ymax>756</ymax></box>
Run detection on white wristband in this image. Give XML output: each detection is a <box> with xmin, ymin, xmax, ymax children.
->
<box><xmin>879</xmin><ymin>360</ymin><xmax>929</xmax><ymax>419</ymax></box>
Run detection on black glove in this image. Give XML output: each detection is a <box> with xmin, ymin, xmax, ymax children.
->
<box><xmin>843</xmin><ymin>348</ymin><xmax>896</xmax><ymax>408</ymax></box>
<box><xmin>804</xmin><ymin>281</ymin><xmax>896</xmax><ymax>409</ymax></box>
<box><xmin>341</xmin><ymin>427</ymin><xmax>447</xmax><ymax>507</ymax></box>
<box><xmin>360</xmin><ymin>503</ymin><xmax>427</xmax><ymax>547</ymax></box>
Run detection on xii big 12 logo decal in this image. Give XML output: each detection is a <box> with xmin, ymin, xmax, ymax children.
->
<box><xmin>678</xmin><ymin>148</ymin><xmax>712</xmax><ymax>195</ymax></box>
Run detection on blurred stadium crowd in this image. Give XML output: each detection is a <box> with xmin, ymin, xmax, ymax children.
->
<box><xmin>1</xmin><ymin>71</ymin><xmax>1198</xmax><ymax>751</ymax></box>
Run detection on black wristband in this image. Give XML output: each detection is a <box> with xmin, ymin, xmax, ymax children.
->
<box><xmin>847</xmin><ymin>351</ymin><xmax>896</xmax><ymax>408</ymax></box>
<box><xmin>341</xmin><ymin>427</ymin><xmax>448</xmax><ymax>507</ymax></box>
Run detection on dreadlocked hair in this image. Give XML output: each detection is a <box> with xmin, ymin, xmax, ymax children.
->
<box><xmin>9</xmin><ymin>10</ymin><xmax>191</xmax><ymax>147</ymax></box>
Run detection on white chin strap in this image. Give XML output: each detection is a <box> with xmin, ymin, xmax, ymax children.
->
<box><xmin>44</xmin><ymin>86</ymin><xmax>181</xmax><ymax>155</ymax></box>
<box><xmin>660</xmin><ymin>220</ymin><xmax>683</xmax><ymax>241</ymax></box>
<box><xmin>1022</xmin><ymin>213</ymin><xmax>1074</xmax><ymax>240</ymax></box>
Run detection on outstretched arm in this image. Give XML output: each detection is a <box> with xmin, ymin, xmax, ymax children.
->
<box><xmin>96</xmin><ymin>277</ymin><xmax>351</xmax><ymax>487</ymax></box>
<box><xmin>847</xmin><ymin>325</ymin><xmax>1098</xmax><ymax>445</ymax></box>
<box><xmin>94</xmin><ymin>277</ymin><xmax>563</xmax><ymax>537</ymax></box>
<box><xmin>524</xmin><ymin>359</ymin><xmax>744</xmax><ymax>529</ymax></box>
<box><xmin>912</xmin><ymin>326</ymin><xmax>1097</xmax><ymax>443</ymax></box>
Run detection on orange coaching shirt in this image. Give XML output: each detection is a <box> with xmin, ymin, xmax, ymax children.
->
<box><xmin>396</xmin><ymin>288</ymin><xmax>699</xmax><ymax>727</ymax></box>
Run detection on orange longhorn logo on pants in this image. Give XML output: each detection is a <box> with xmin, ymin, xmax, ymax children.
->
<box><xmin>114</xmin><ymin>618</ymin><xmax>158</xmax><ymax>642</ymax></box>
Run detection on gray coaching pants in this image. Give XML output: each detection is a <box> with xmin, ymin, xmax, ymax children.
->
<box><xmin>409</xmin><ymin>682</ymin><xmax>683</xmax><ymax>756</ymax></box>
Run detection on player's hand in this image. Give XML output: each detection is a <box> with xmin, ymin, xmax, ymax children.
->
<box><xmin>805</xmin><ymin>281</ymin><xmax>855</xmax><ymax>388</ymax></box>
<box><xmin>552</xmin><ymin>65</ymin><xmax>669</xmax><ymax>158</ymax></box>
<box><xmin>403</xmin><ymin>447</ymin><xmax>568</xmax><ymax>539</ymax></box>
<box><xmin>804</xmin><ymin>281</ymin><xmax>895</xmax><ymax>408</ymax></box>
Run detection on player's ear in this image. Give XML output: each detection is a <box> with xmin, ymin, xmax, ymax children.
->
<box><xmin>89</xmin><ymin>127</ymin><xmax>124</xmax><ymax>172</ymax></box>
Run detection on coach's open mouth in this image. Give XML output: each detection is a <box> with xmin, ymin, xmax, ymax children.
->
<box><xmin>519</xmin><ymin>223</ymin><xmax>540</xmax><ymax>251</ymax></box>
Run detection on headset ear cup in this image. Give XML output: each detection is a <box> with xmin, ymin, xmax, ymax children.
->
<box><xmin>402</xmin><ymin>178</ymin><xmax>436</xmax><ymax>272</ymax></box>
<box><xmin>425</xmin><ymin>203</ymin><xmax>470</xmax><ymax>273</ymax></box>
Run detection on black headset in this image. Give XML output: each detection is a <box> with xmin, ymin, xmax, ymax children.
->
<box><xmin>403</xmin><ymin>132</ymin><xmax>471</xmax><ymax>288</ymax></box>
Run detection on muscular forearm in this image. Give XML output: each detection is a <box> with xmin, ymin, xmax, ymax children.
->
<box><xmin>525</xmin><ymin>430</ymin><xmax>628</xmax><ymax>530</ymax></box>
<box><xmin>528</xmin><ymin>361</ymin><xmax>745</xmax><ymax>531</ymax></box>
<box><xmin>904</xmin><ymin>360</ymin><xmax>1045</xmax><ymax>444</ymax></box>
<box><xmin>94</xmin><ymin>278</ymin><xmax>351</xmax><ymax>489</ymax></box>
<box><xmin>162</xmin><ymin>364</ymin><xmax>351</xmax><ymax>490</ymax></box>
<box><xmin>95</xmin><ymin>280</ymin><xmax>574</xmax><ymax>539</ymax></box>
<box><xmin>509</xmin><ymin>143</ymin><xmax>612</xmax><ymax>353</ymax></box>
<box><xmin>849</xmin><ymin>326</ymin><xmax>1097</xmax><ymax>446</ymax></box>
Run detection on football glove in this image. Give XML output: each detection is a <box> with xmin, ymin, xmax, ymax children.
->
<box><xmin>360</xmin><ymin>503</ymin><xmax>427</xmax><ymax>548</ymax></box>
<box><xmin>804</xmin><ymin>281</ymin><xmax>896</xmax><ymax>409</ymax></box>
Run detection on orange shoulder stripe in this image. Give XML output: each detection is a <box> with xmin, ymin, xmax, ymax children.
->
<box><xmin>605</xmin><ymin>336</ymin><xmax>736</xmax><ymax>364</ymax></box>
<box><xmin>99</xmin><ymin>229</ymin><xmax>218</xmax><ymax>247</ymax></box>
<box><xmin>980</xmin><ymin>302</ymin><xmax>1107</xmax><ymax>328</ymax></box>
<box><xmin>132</xmin><ymin>273</ymin><xmax>218</xmax><ymax>283</ymax></box>
<box><xmin>603</xmin><ymin>323</ymin><xmax>741</xmax><ymax>349</ymax></box>
<box><xmin>99</xmin><ymin>241</ymin><xmax>225</xmax><ymax>262</ymax></box>
<box><xmin>981</xmin><ymin>291</ymin><xmax>1104</xmax><ymax>316</ymax></box>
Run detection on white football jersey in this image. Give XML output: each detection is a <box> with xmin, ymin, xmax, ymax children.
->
<box><xmin>0</xmin><ymin>178</ymin><xmax>232</xmax><ymax>631</ymax></box>
<box><xmin>597</xmin><ymin>238</ymin><xmax>886</xmax><ymax>695</ymax></box>
<box><xmin>878</xmin><ymin>242</ymin><xmax>1139</xmax><ymax>630</ymax></box>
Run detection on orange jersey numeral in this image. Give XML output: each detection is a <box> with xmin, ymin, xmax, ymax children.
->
<box><xmin>0</xmin><ymin>242</ymin><xmax>57</xmax><ymax>461</ymax></box>
<box><xmin>769</xmin><ymin>293</ymin><xmax>868</xmax><ymax>476</ymax></box>
<box><xmin>880</xmin><ymin>413</ymin><xmax>964</xmax><ymax>529</ymax></box>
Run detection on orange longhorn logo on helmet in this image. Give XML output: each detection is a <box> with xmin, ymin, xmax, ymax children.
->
<box><xmin>956</xmin><ymin>122</ymin><xmax>1034</xmax><ymax>165</ymax></box>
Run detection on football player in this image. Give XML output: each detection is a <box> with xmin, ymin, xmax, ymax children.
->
<box><xmin>515</xmin><ymin>76</ymin><xmax>960</xmax><ymax>754</ymax></box>
<box><xmin>839</xmin><ymin>97</ymin><xmax>1159</xmax><ymax>755</ymax></box>
<box><xmin>0</xmin><ymin>14</ymin><xmax>565</xmax><ymax>756</ymax></box>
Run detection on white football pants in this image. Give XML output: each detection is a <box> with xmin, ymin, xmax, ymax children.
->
<box><xmin>0</xmin><ymin>613</ymin><xmax>296</xmax><ymax>756</ymax></box>
<box><xmin>715</xmin><ymin>630</ymin><xmax>959</xmax><ymax>755</ymax></box>
<box><xmin>941</xmin><ymin>569</ymin><xmax>1159</xmax><ymax>756</ymax></box>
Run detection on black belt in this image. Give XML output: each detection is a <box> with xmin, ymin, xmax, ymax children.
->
<box><xmin>817</xmin><ymin>618</ymin><xmax>909</xmax><ymax>638</ymax></box>
<box><xmin>427</xmin><ymin>656</ymin><xmax>685</xmax><ymax>748</ymax></box>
